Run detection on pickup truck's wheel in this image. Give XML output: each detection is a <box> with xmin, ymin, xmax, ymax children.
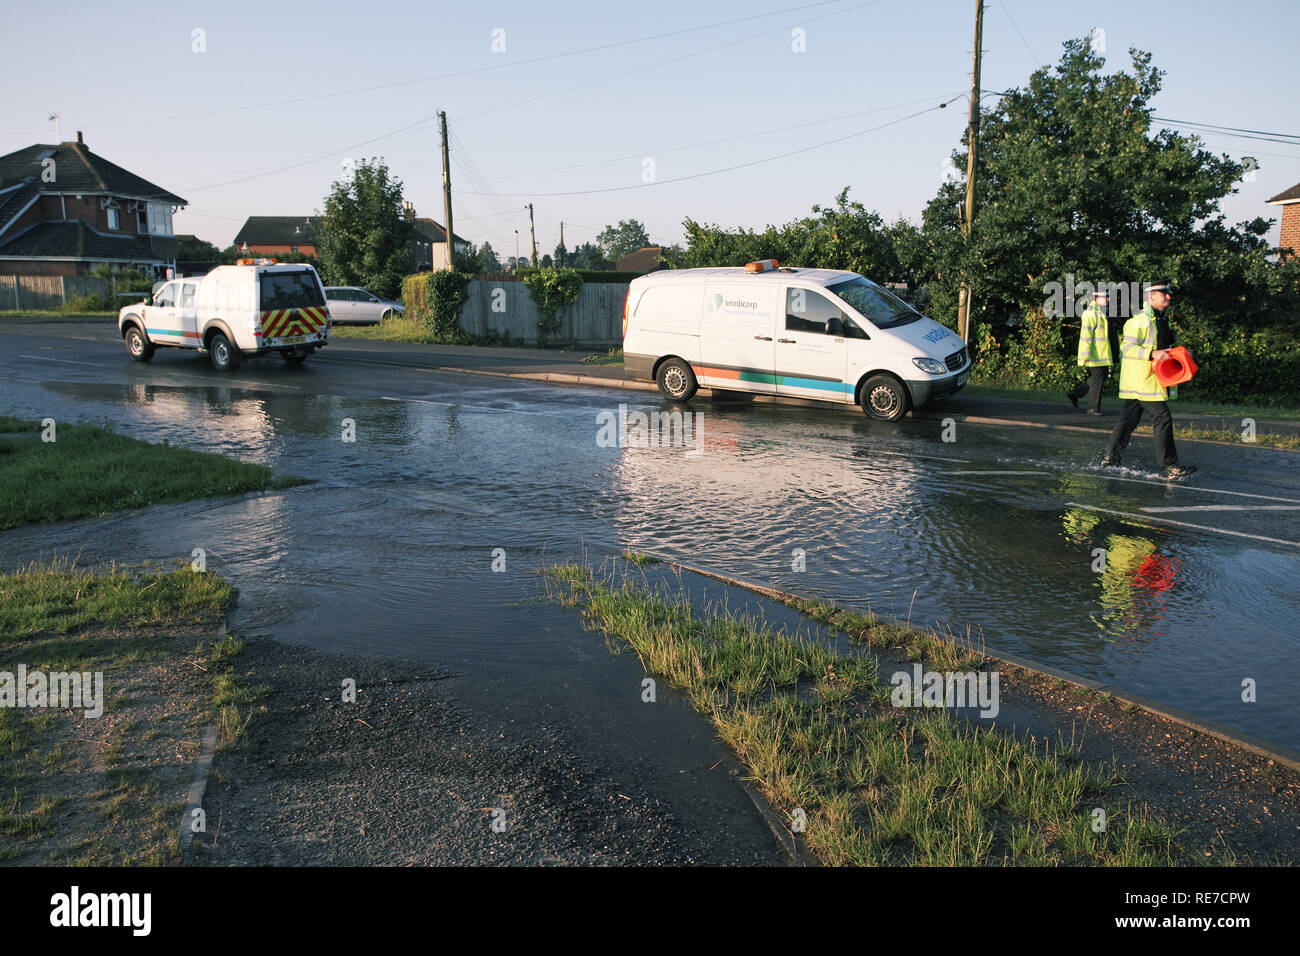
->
<box><xmin>860</xmin><ymin>374</ymin><xmax>910</xmax><ymax>422</ymax></box>
<box><xmin>124</xmin><ymin>326</ymin><xmax>154</xmax><ymax>362</ymax></box>
<box><xmin>656</xmin><ymin>358</ymin><xmax>698</xmax><ymax>401</ymax></box>
<box><xmin>208</xmin><ymin>332</ymin><xmax>241</xmax><ymax>372</ymax></box>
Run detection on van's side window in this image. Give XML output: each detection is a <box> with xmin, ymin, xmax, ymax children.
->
<box><xmin>786</xmin><ymin>288</ymin><xmax>843</xmax><ymax>334</ymax></box>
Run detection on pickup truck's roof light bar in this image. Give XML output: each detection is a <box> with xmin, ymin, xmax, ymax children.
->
<box><xmin>745</xmin><ymin>259</ymin><xmax>779</xmax><ymax>273</ymax></box>
<box><xmin>236</xmin><ymin>258</ymin><xmax>278</xmax><ymax>265</ymax></box>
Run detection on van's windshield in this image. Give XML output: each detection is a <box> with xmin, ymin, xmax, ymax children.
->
<box><xmin>259</xmin><ymin>270</ymin><xmax>325</xmax><ymax>310</ymax></box>
<box><xmin>827</xmin><ymin>277</ymin><xmax>921</xmax><ymax>330</ymax></box>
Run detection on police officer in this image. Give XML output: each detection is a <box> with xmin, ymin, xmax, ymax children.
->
<box><xmin>1101</xmin><ymin>279</ymin><xmax>1196</xmax><ymax>478</ymax></box>
<box><xmin>1066</xmin><ymin>288</ymin><xmax>1112</xmax><ymax>415</ymax></box>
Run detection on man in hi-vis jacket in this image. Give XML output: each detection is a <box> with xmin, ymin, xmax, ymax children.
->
<box><xmin>1066</xmin><ymin>288</ymin><xmax>1112</xmax><ymax>415</ymax></box>
<box><xmin>1101</xmin><ymin>279</ymin><xmax>1197</xmax><ymax>479</ymax></box>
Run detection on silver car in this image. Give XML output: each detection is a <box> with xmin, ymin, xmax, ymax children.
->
<box><xmin>324</xmin><ymin>286</ymin><xmax>405</xmax><ymax>324</ymax></box>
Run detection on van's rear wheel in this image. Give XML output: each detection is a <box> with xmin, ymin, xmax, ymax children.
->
<box><xmin>860</xmin><ymin>374</ymin><xmax>910</xmax><ymax>422</ymax></box>
<box><xmin>209</xmin><ymin>332</ymin><xmax>241</xmax><ymax>372</ymax></box>
<box><xmin>656</xmin><ymin>358</ymin><xmax>698</xmax><ymax>401</ymax></box>
<box><xmin>124</xmin><ymin>326</ymin><xmax>154</xmax><ymax>362</ymax></box>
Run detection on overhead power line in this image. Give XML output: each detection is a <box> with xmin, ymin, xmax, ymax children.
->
<box><xmin>457</xmin><ymin>96</ymin><xmax>964</xmax><ymax>198</ymax></box>
<box><xmin>0</xmin><ymin>0</ymin><xmax>861</xmax><ymax>136</ymax></box>
<box><xmin>172</xmin><ymin>0</ymin><xmax>880</xmax><ymax>194</ymax></box>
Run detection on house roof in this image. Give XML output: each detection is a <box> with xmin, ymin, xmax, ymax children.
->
<box><xmin>1267</xmin><ymin>182</ymin><xmax>1300</xmax><ymax>204</ymax></box>
<box><xmin>411</xmin><ymin>217</ymin><xmax>466</xmax><ymax>245</ymax></box>
<box><xmin>0</xmin><ymin>142</ymin><xmax>186</xmax><ymax>205</ymax></box>
<box><xmin>615</xmin><ymin>246</ymin><xmax>665</xmax><ymax>273</ymax></box>
<box><xmin>0</xmin><ymin>178</ymin><xmax>42</xmax><ymax>232</ymax></box>
<box><xmin>0</xmin><ymin>219</ymin><xmax>162</xmax><ymax>262</ymax></box>
<box><xmin>233</xmin><ymin>216</ymin><xmax>318</xmax><ymax>245</ymax></box>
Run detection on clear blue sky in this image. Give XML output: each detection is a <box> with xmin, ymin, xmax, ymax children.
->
<box><xmin>4</xmin><ymin>0</ymin><xmax>1297</xmax><ymax>255</ymax></box>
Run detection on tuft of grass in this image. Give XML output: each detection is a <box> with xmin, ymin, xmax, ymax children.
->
<box><xmin>580</xmin><ymin>347</ymin><xmax>624</xmax><ymax>366</ymax></box>
<box><xmin>0</xmin><ymin>560</ymin><xmax>234</xmax><ymax>639</ymax></box>
<box><xmin>622</xmin><ymin>551</ymin><xmax>660</xmax><ymax>566</ymax></box>
<box><xmin>545</xmin><ymin>562</ymin><xmax>1184</xmax><ymax>866</ymax></box>
<box><xmin>0</xmin><ymin>416</ymin><xmax>306</xmax><ymax>529</ymax></box>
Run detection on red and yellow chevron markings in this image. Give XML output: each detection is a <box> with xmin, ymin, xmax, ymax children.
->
<box><xmin>260</xmin><ymin>307</ymin><xmax>328</xmax><ymax>339</ymax></box>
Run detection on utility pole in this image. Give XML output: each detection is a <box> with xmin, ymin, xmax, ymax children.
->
<box><xmin>527</xmin><ymin>204</ymin><xmax>538</xmax><ymax>267</ymax></box>
<box><xmin>957</xmin><ymin>0</ymin><xmax>983</xmax><ymax>343</ymax></box>
<box><xmin>559</xmin><ymin>221</ymin><xmax>565</xmax><ymax>251</ymax></box>
<box><xmin>439</xmin><ymin>111</ymin><xmax>455</xmax><ymax>271</ymax></box>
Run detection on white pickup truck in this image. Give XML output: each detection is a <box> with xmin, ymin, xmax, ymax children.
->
<box><xmin>118</xmin><ymin>260</ymin><xmax>331</xmax><ymax>371</ymax></box>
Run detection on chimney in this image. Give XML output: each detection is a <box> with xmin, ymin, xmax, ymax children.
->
<box><xmin>76</xmin><ymin>131</ymin><xmax>84</xmax><ymax>145</ymax></box>
<box><xmin>403</xmin><ymin>201</ymin><xmax>415</xmax><ymax>220</ymax></box>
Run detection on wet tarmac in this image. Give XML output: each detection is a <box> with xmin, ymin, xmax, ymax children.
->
<box><xmin>2</xmin><ymin>324</ymin><xmax>1298</xmax><ymax>753</ymax></box>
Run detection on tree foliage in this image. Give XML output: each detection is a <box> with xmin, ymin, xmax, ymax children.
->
<box><xmin>317</xmin><ymin>158</ymin><xmax>416</xmax><ymax>299</ymax></box>
<box><xmin>920</xmin><ymin>38</ymin><xmax>1298</xmax><ymax>339</ymax></box>
<box><xmin>596</xmin><ymin>219</ymin><xmax>651</xmax><ymax>261</ymax></box>
<box><xmin>677</xmin><ymin>188</ymin><xmax>922</xmax><ymax>290</ymax></box>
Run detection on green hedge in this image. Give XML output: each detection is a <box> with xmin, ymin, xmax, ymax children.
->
<box><xmin>972</xmin><ymin>311</ymin><xmax>1300</xmax><ymax>408</ymax></box>
<box><xmin>401</xmin><ymin>270</ymin><xmax>470</xmax><ymax>341</ymax></box>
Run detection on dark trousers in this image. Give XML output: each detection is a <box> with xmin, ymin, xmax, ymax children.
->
<box><xmin>1106</xmin><ymin>399</ymin><xmax>1179</xmax><ymax>467</ymax></box>
<box><xmin>1068</xmin><ymin>367</ymin><xmax>1109</xmax><ymax>412</ymax></box>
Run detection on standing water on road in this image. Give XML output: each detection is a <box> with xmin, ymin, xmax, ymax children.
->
<box><xmin>2</xmin><ymin>360</ymin><xmax>1297</xmax><ymax>753</ymax></box>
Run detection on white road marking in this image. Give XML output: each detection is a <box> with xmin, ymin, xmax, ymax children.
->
<box><xmin>1065</xmin><ymin>501</ymin><xmax>1300</xmax><ymax>548</ymax></box>
<box><xmin>1142</xmin><ymin>504</ymin><xmax>1300</xmax><ymax>513</ymax></box>
<box><xmin>949</xmin><ymin>469</ymin><xmax>1047</xmax><ymax>475</ymax></box>
<box><xmin>1083</xmin><ymin>472</ymin><xmax>1300</xmax><ymax>504</ymax></box>
<box><xmin>20</xmin><ymin>354</ymin><xmax>105</xmax><ymax>367</ymax></box>
<box><xmin>873</xmin><ymin>449</ymin><xmax>971</xmax><ymax>463</ymax></box>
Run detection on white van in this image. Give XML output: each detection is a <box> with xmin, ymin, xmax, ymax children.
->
<box><xmin>621</xmin><ymin>261</ymin><xmax>969</xmax><ymax>421</ymax></box>
<box><xmin>118</xmin><ymin>260</ymin><xmax>331</xmax><ymax>371</ymax></box>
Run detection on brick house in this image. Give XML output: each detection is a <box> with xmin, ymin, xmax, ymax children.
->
<box><xmin>615</xmin><ymin>246</ymin><xmax>665</xmax><ymax>273</ymax></box>
<box><xmin>0</xmin><ymin>132</ymin><xmax>187</xmax><ymax>276</ymax></box>
<box><xmin>406</xmin><ymin>205</ymin><xmax>469</xmax><ymax>271</ymax></box>
<box><xmin>231</xmin><ymin>216</ymin><xmax>318</xmax><ymax>257</ymax></box>
<box><xmin>1268</xmin><ymin>182</ymin><xmax>1300</xmax><ymax>258</ymax></box>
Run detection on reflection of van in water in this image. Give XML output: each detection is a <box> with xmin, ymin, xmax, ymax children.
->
<box><xmin>621</xmin><ymin>260</ymin><xmax>970</xmax><ymax>421</ymax></box>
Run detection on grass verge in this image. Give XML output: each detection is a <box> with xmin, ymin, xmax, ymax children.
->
<box><xmin>545</xmin><ymin>561</ymin><xmax>1183</xmax><ymax>865</ymax></box>
<box><xmin>330</xmin><ymin>317</ymin><xmax>522</xmax><ymax>347</ymax></box>
<box><xmin>0</xmin><ymin>415</ymin><xmax>306</xmax><ymax>529</ymax></box>
<box><xmin>0</xmin><ymin>562</ymin><xmax>266</xmax><ymax>864</ymax></box>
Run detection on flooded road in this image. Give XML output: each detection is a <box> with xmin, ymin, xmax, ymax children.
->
<box><xmin>3</xmin><ymin>326</ymin><xmax>1298</xmax><ymax>752</ymax></box>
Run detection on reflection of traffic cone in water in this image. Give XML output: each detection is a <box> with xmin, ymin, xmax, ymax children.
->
<box><xmin>1131</xmin><ymin>552</ymin><xmax>1180</xmax><ymax>592</ymax></box>
<box><xmin>1153</xmin><ymin>346</ymin><xmax>1198</xmax><ymax>387</ymax></box>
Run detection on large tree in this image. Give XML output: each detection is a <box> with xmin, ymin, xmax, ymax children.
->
<box><xmin>596</xmin><ymin>219</ymin><xmax>651</xmax><ymax>261</ymax></box>
<box><xmin>317</xmin><ymin>158</ymin><xmax>416</xmax><ymax>299</ymax></box>
<box><xmin>921</xmin><ymin>37</ymin><xmax>1290</xmax><ymax>336</ymax></box>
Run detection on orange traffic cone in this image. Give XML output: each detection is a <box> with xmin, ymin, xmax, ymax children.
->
<box><xmin>1154</xmin><ymin>346</ymin><xmax>1198</xmax><ymax>386</ymax></box>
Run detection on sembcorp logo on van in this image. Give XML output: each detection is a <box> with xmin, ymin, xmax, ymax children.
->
<box><xmin>708</xmin><ymin>294</ymin><xmax>758</xmax><ymax>312</ymax></box>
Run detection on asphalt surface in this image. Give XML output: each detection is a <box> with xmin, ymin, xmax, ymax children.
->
<box><xmin>2</xmin><ymin>317</ymin><xmax>1299</xmax><ymax>859</ymax></box>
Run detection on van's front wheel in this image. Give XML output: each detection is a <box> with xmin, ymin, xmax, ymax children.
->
<box><xmin>860</xmin><ymin>374</ymin><xmax>910</xmax><ymax>422</ymax></box>
<box><xmin>124</xmin><ymin>326</ymin><xmax>154</xmax><ymax>362</ymax></box>
<box><xmin>656</xmin><ymin>358</ymin><xmax>698</xmax><ymax>402</ymax></box>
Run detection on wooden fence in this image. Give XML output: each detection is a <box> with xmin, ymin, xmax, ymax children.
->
<box><xmin>460</xmin><ymin>280</ymin><xmax>627</xmax><ymax>347</ymax></box>
<box><xmin>0</xmin><ymin>275</ymin><xmax>113</xmax><ymax>310</ymax></box>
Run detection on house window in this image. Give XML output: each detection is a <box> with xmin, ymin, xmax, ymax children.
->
<box><xmin>106</xmin><ymin>207</ymin><xmax>120</xmax><ymax>231</ymax></box>
<box><xmin>146</xmin><ymin>202</ymin><xmax>174</xmax><ymax>236</ymax></box>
